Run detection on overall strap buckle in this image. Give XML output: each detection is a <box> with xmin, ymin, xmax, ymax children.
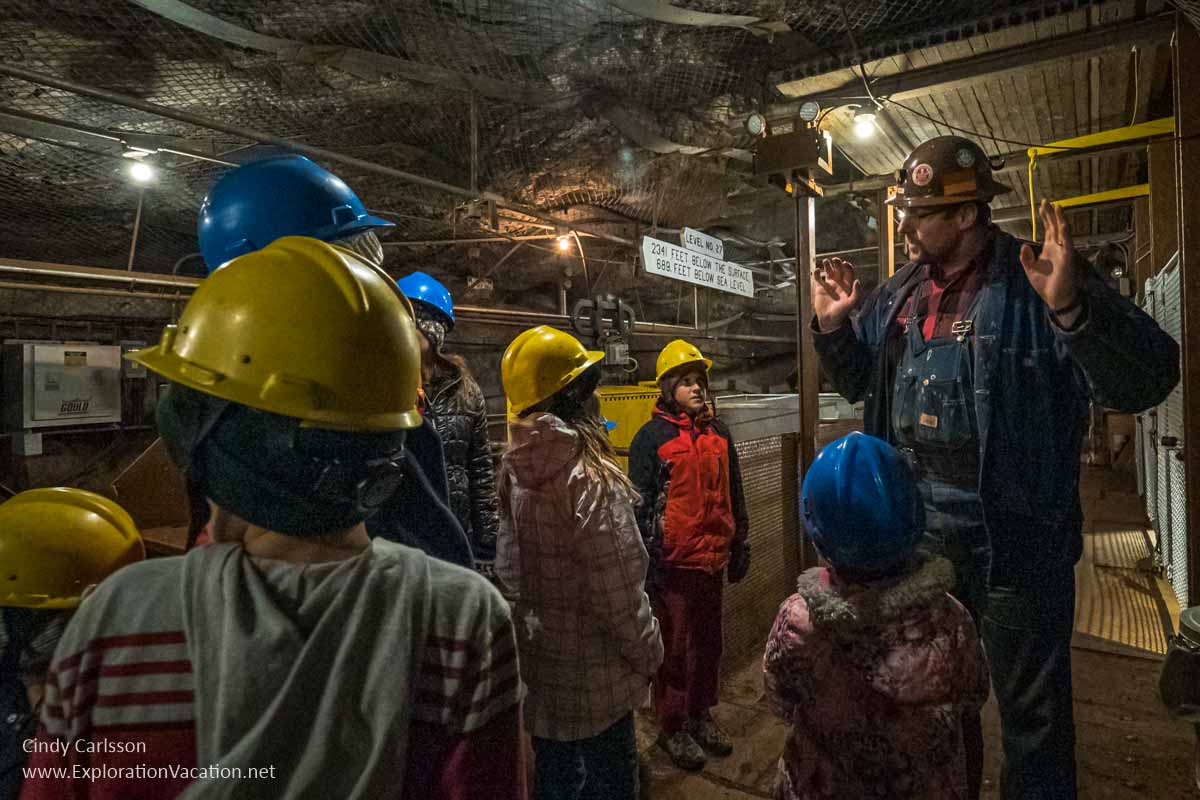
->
<box><xmin>950</xmin><ymin>319</ymin><xmax>974</xmax><ymax>342</ymax></box>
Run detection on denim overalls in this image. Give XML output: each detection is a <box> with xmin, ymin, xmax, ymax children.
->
<box><xmin>890</xmin><ymin>282</ymin><xmax>992</xmax><ymax>613</ymax></box>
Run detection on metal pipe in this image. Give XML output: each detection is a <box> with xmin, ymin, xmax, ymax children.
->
<box><xmin>0</xmin><ymin>63</ymin><xmax>636</xmax><ymax>248</ymax></box>
<box><xmin>455</xmin><ymin>305</ymin><xmax>570</xmax><ymax>324</ymax></box>
<box><xmin>0</xmin><ymin>279</ymin><xmax>186</xmax><ymax>302</ymax></box>
<box><xmin>0</xmin><ymin>259</ymin><xmax>795</xmax><ymax>341</ymax></box>
<box><xmin>0</xmin><ymin>259</ymin><xmax>201</xmax><ymax>289</ymax></box>
<box><xmin>126</xmin><ymin>188</ymin><xmax>144</xmax><ymax>271</ymax></box>
<box><xmin>635</xmin><ymin>324</ymin><xmax>792</xmax><ymax>343</ymax></box>
<box><xmin>453</xmin><ymin>314</ymin><xmax>550</xmax><ymax>329</ymax></box>
<box><xmin>383</xmin><ymin>234</ymin><xmax>571</xmax><ymax>246</ymax></box>
<box><xmin>571</xmin><ymin>230</ymin><xmax>590</xmax><ymax>292</ymax></box>
<box><xmin>469</xmin><ymin>92</ymin><xmax>479</xmax><ymax>194</ymax></box>
<box><xmin>0</xmin><ymin>285</ymin><xmax>794</xmax><ymax>343</ymax></box>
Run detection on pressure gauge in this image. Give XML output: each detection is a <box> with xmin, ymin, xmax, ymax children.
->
<box><xmin>745</xmin><ymin>112</ymin><xmax>768</xmax><ymax>137</ymax></box>
<box><xmin>798</xmin><ymin>101</ymin><xmax>821</xmax><ymax>123</ymax></box>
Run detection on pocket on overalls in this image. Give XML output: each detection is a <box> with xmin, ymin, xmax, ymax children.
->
<box><xmin>891</xmin><ymin>369</ymin><xmax>920</xmax><ymax>443</ymax></box>
<box><xmin>912</xmin><ymin>375</ymin><xmax>976</xmax><ymax>449</ymax></box>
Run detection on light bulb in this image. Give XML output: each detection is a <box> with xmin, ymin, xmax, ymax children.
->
<box><xmin>853</xmin><ymin>116</ymin><xmax>876</xmax><ymax>140</ymax></box>
<box><xmin>129</xmin><ymin>161</ymin><xmax>155</xmax><ymax>183</ymax></box>
<box><xmin>557</xmin><ymin>235</ymin><xmax>571</xmax><ymax>251</ymax></box>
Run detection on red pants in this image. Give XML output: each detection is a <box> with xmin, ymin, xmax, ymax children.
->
<box><xmin>652</xmin><ymin>567</ymin><xmax>724</xmax><ymax>734</ymax></box>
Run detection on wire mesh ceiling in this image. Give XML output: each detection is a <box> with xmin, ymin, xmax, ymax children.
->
<box><xmin>0</xmin><ymin>0</ymin><xmax>1128</xmax><ymax>300</ymax></box>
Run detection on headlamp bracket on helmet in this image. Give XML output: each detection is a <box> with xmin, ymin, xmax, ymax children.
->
<box><xmin>308</xmin><ymin>445</ymin><xmax>406</xmax><ymax>517</ymax></box>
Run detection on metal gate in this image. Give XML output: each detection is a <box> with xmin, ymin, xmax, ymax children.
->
<box><xmin>1141</xmin><ymin>252</ymin><xmax>1189</xmax><ymax>606</ymax></box>
<box><xmin>1137</xmin><ymin>282</ymin><xmax>1157</xmax><ymax>509</ymax></box>
<box><xmin>722</xmin><ymin>434</ymin><xmax>802</xmax><ymax>670</ymax></box>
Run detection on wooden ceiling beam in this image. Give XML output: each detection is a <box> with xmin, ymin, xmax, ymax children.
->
<box><xmin>771</xmin><ymin>13</ymin><xmax>1174</xmax><ymax>115</ymax></box>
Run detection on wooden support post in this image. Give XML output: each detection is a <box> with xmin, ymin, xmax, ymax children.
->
<box><xmin>1148</xmin><ymin>136</ymin><xmax>1178</xmax><ymax>279</ymax></box>
<box><xmin>1174</xmin><ymin>17</ymin><xmax>1200</xmax><ymax>607</ymax></box>
<box><xmin>794</xmin><ymin>171</ymin><xmax>819</xmax><ymax>567</ymax></box>
<box><xmin>1133</xmin><ymin>196</ymin><xmax>1152</xmax><ymax>302</ymax></box>
<box><xmin>878</xmin><ymin>186</ymin><xmax>897</xmax><ymax>279</ymax></box>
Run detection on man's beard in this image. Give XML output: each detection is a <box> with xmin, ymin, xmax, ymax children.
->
<box><xmin>907</xmin><ymin>238</ymin><xmax>943</xmax><ymax>266</ymax></box>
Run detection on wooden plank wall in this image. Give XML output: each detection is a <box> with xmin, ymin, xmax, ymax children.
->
<box><xmin>781</xmin><ymin>0</ymin><xmax>1149</xmax><ymax>244</ymax></box>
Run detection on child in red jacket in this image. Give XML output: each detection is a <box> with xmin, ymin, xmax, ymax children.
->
<box><xmin>629</xmin><ymin>339</ymin><xmax>749</xmax><ymax>771</ymax></box>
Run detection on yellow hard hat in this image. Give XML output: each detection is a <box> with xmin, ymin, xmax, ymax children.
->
<box><xmin>502</xmin><ymin>326</ymin><xmax>604</xmax><ymax>416</ymax></box>
<box><xmin>655</xmin><ymin>339</ymin><xmax>713</xmax><ymax>382</ymax></box>
<box><xmin>0</xmin><ymin>488</ymin><xmax>145</xmax><ymax>609</ymax></box>
<box><xmin>127</xmin><ymin>236</ymin><xmax>422</xmax><ymax>432</ymax></box>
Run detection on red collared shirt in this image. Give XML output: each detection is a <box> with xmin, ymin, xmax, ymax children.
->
<box><xmin>894</xmin><ymin>232</ymin><xmax>993</xmax><ymax>340</ymax></box>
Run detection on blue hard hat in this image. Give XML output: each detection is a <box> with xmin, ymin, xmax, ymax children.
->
<box><xmin>396</xmin><ymin>271</ymin><xmax>455</xmax><ymax>328</ymax></box>
<box><xmin>197</xmin><ymin>154</ymin><xmax>393</xmax><ymax>273</ymax></box>
<box><xmin>800</xmin><ymin>432</ymin><xmax>925</xmax><ymax>576</ymax></box>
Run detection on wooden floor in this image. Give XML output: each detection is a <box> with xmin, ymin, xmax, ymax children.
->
<box><xmin>639</xmin><ymin>465</ymin><xmax>1195</xmax><ymax>799</ymax></box>
<box><xmin>1072</xmin><ymin>464</ymin><xmax>1181</xmax><ymax>658</ymax></box>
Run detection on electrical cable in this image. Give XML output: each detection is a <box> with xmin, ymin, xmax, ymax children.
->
<box><xmin>1129</xmin><ymin>45</ymin><xmax>1140</xmax><ymax>127</ymax></box>
<box><xmin>836</xmin><ymin>3</ymin><xmax>879</xmax><ymax>111</ymax></box>
<box><xmin>883</xmin><ymin>97</ymin><xmax>1078</xmax><ymax>151</ymax></box>
<box><xmin>835</xmin><ymin>2</ymin><xmax>1081</xmax><ymax>153</ymax></box>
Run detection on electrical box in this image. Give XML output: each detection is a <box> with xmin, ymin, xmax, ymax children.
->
<box><xmin>120</xmin><ymin>342</ymin><xmax>149</xmax><ymax>378</ymax></box>
<box><xmin>603</xmin><ymin>340</ymin><xmax>629</xmax><ymax>367</ymax></box>
<box><xmin>3</xmin><ymin>342</ymin><xmax>123</xmax><ymax>431</ymax></box>
<box><xmin>753</xmin><ymin>129</ymin><xmax>833</xmax><ymax>177</ymax></box>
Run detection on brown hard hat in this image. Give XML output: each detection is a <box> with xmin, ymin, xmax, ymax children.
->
<box><xmin>887</xmin><ymin>136</ymin><xmax>1012</xmax><ymax>208</ymax></box>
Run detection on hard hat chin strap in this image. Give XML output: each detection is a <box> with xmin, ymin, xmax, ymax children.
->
<box><xmin>158</xmin><ymin>384</ymin><xmax>407</xmax><ymax>536</ymax></box>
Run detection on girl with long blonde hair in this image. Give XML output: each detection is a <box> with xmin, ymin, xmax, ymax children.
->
<box><xmin>496</xmin><ymin>326</ymin><xmax>662</xmax><ymax>800</ymax></box>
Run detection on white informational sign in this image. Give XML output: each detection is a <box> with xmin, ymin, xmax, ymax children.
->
<box><xmin>642</xmin><ymin>235</ymin><xmax>754</xmax><ymax>298</ymax></box>
<box><xmin>680</xmin><ymin>227</ymin><xmax>724</xmax><ymax>261</ymax></box>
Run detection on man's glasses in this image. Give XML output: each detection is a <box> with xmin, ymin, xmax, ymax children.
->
<box><xmin>895</xmin><ymin>205</ymin><xmax>963</xmax><ymax>229</ymax></box>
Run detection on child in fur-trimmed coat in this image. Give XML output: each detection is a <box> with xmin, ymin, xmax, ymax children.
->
<box><xmin>764</xmin><ymin>433</ymin><xmax>990</xmax><ymax>800</ymax></box>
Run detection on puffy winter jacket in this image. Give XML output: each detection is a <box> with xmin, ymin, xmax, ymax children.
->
<box><xmin>425</xmin><ymin>365</ymin><xmax>501</xmax><ymax>565</ymax></box>
<box><xmin>496</xmin><ymin>413</ymin><xmax>663</xmax><ymax>741</ymax></box>
<box><xmin>764</xmin><ymin>557</ymin><xmax>990</xmax><ymax>800</ymax></box>
<box><xmin>629</xmin><ymin>402</ymin><xmax>749</xmax><ymax>580</ymax></box>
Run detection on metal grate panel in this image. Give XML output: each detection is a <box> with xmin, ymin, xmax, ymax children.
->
<box><xmin>1169</xmin><ymin>457</ymin><xmax>1189</xmax><ymax>605</ymax></box>
<box><xmin>722</xmin><ymin>434</ymin><xmax>801</xmax><ymax>670</ymax></box>
<box><xmin>1140</xmin><ymin>280</ymin><xmax>1158</xmax><ymax>525</ymax></box>
<box><xmin>1135</xmin><ymin>415</ymin><xmax>1147</xmax><ymax>505</ymax></box>
<box><xmin>1145</xmin><ymin>254</ymin><xmax>1187</xmax><ymax>606</ymax></box>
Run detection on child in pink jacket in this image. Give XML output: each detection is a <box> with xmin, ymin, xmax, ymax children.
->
<box><xmin>764</xmin><ymin>433</ymin><xmax>990</xmax><ymax>800</ymax></box>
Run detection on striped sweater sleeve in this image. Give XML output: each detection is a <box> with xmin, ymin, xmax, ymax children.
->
<box><xmin>407</xmin><ymin>570</ymin><xmax>526</xmax><ymax>799</ymax></box>
<box><xmin>411</xmin><ymin>570</ymin><xmax>523</xmax><ymax>735</ymax></box>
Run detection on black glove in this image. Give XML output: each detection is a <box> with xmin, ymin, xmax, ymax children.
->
<box><xmin>727</xmin><ymin>543</ymin><xmax>750</xmax><ymax>584</ymax></box>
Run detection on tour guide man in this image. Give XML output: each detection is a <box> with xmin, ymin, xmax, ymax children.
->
<box><xmin>809</xmin><ymin>134</ymin><xmax>1179</xmax><ymax>799</ymax></box>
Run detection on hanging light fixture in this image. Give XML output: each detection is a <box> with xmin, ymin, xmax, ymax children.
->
<box><xmin>853</xmin><ymin>106</ymin><xmax>877</xmax><ymax>140</ymax></box>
